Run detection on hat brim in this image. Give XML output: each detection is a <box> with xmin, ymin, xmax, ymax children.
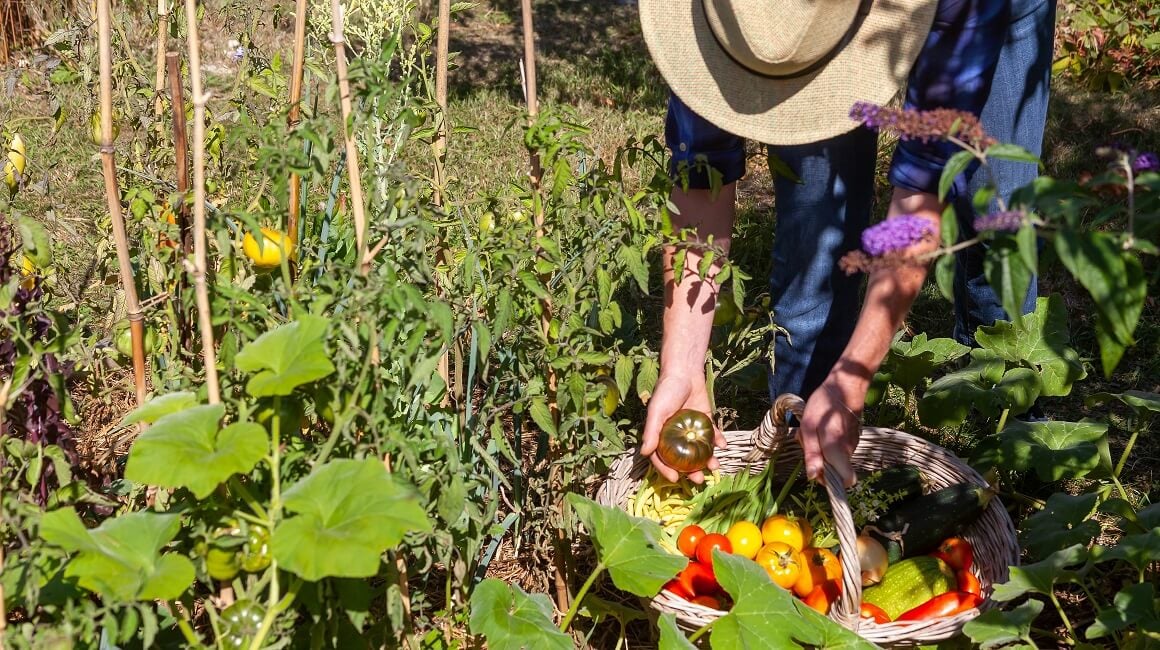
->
<box><xmin>641</xmin><ymin>0</ymin><xmax>938</xmax><ymax>145</ymax></box>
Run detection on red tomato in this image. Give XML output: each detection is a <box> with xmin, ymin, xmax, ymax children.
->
<box><xmin>896</xmin><ymin>592</ymin><xmax>984</xmax><ymax>621</ymax></box>
<box><xmin>860</xmin><ymin>602</ymin><xmax>891</xmax><ymax>624</ymax></box>
<box><xmin>801</xmin><ymin>581</ymin><xmax>841</xmax><ymax>615</ymax></box>
<box><xmin>936</xmin><ymin>537</ymin><xmax>974</xmax><ymax>572</ymax></box>
<box><xmin>957</xmin><ymin>568</ymin><xmax>981</xmax><ymax>596</ymax></box>
<box><xmin>691</xmin><ymin>594</ymin><xmax>722</xmax><ymax>609</ymax></box>
<box><xmin>677</xmin><ymin>525</ymin><xmax>706</xmax><ymax>558</ymax></box>
<box><xmin>695</xmin><ymin>533</ymin><xmax>733</xmax><ymax>566</ymax></box>
<box><xmin>661</xmin><ymin>578</ymin><xmax>693</xmax><ymax>601</ymax></box>
<box><xmin>677</xmin><ymin>561</ymin><xmax>718</xmax><ymax>597</ymax></box>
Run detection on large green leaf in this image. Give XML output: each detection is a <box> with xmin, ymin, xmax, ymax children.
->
<box><xmin>883</xmin><ymin>333</ymin><xmax>969</xmax><ymax>392</ymax></box>
<box><xmin>234</xmin><ymin>315</ymin><xmax>336</xmax><ymax>397</ymax></box>
<box><xmin>1019</xmin><ymin>492</ymin><xmax>1101</xmax><ymax>561</ymax></box>
<box><xmin>125</xmin><ymin>404</ymin><xmax>267</xmax><ymax>498</ymax></box>
<box><xmin>1054</xmin><ymin>230</ymin><xmax>1146</xmax><ymax>376</ymax></box>
<box><xmin>973</xmin><ymin>296</ymin><xmax>1086</xmax><ymax>396</ymax></box>
<box><xmin>1086</xmin><ymin>390</ymin><xmax>1160</xmax><ymax>422</ymax></box>
<box><xmin>272</xmin><ymin>458</ymin><xmax>431</xmax><ymax>581</ymax></box>
<box><xmin>991</xmin><ymin>544</ymin><xmax>1087</xmax><ymax>602</ymax></box>
<box><xmin>983</xmin><ymin>237</ymin><xmax>1034</xmax><ymax>330</ymax></box>
<box><xmin>963</xmin><ymin>599</ymin><xmax>1044</xmax><ymax>650</ymax></box>
<box><xmin>122</xmin><ymin>392</ymin><xmax>199</xmax><ymax>425</ymax></box>
<box><xmin>468</xmin><ymin>578</ymin><xmax>572</xmax><ymax>650</ymax></box>
<box><xmin>710</xmin><ymin>552</ymin><xmax>877</xmax><ymax>649</ymax></box>
<box><xmin>973</xmin><ymin>420</ymin><xmax>1111</xmax><ymax>481</ymax></box>
<box><xmin>658</xmin><ymin>613</ymin><xmax>697</xmax><ymax>650</ymax></box>
<box><xmin>1085</xmin><ymin>583</ymin><xmax>1160</xmax><ymax>640</ymax></box>
<box><xmin>566</xmin><ymin>494</ymin><xmax>685</xmax><ymax>597</ymax></box>
<box><xmin>39</xmin><ymin>509</ymin><xmax>194</xmax><ymax>602</ymax></box>
<box><xmin>918</xmin><ymin>349</ymin><xmax>1007</xmax><ymax>427</ymax></box>
<box><xmin>1090</xmin><ymin>528</ymin><xmax>1160</xmax><ymax>573</ymax></box>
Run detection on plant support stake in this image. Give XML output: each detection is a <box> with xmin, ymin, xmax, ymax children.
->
<box><xmin>97</xmin><ymin>0</ymin><xmax>147</xmax><ymax>409</ymax></box>
<box><xmin>286</xmin><ymin>0</ymin><xmax>308</xmax><ymax>260</ymax></box>
<box><xmin>183</xmin><ymin>0</ymin><xmax>221</xmax><ymax>405</ymax></box>
<box><xmin>152</xmin><ymin>0</ymin><xmax>169</xmax><ymax>123</ymax></box>
<box><xmin>330</xmin><ymin>0</ymin><xmax>368</xmax><ymax>273</ymax></box>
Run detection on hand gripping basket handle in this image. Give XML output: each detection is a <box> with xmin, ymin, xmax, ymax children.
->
<box><xmin>748</xmin><ymin>393</ymin><xmax>863</xmax><ymax>631</ymax></box>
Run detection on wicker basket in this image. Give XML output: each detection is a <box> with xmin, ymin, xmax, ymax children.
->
<box><xmin>594</xmin><ymin>394</ymin><xmax>1019</xmax><ymax>647</ymax></box>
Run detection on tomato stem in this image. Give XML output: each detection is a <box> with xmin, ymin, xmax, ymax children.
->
<box><xmin>559</xmin><ymin>562</ymin><xmax>603</xmax><ymax>632</ymax></box>
<box><xmin>168</xmin><ymin>601</ymin><xmax>199</xmax><ymax>646</ymax></box>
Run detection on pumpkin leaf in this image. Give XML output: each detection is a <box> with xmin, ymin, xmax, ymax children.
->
<box><xmin>1019</xmin><ymin>492</ymin><xmax>1101</xmax><ymax>561</ymax></box>
<box><xmin>1085</xmin><ymin>583</ymin><xmax>1160</xmax><ymax>640</ymax></box>
<box><xmin>468</xmin><ymin>579</ymin><xmax>572</xmax><ymax>650</ymax></box>
<box><xmin>567</xmin><ymin>494</ymin><xmax>685</xmax><ymax>597</ymax></box>
<box><xmin>1090</xmin><ymin>528</ymin><xmax>1160</xmax><ymax>573</ymax></box>
<box><xmin>658</xmin><ymin>613</ymin><xmax>697</xmax><ymax>650</ymax></box>
<box><xmin>991</xmin><ymin>544</ymin><xmax>1087</xmax><ymax>602</ymax></box>
<box><xmin>963</xmin><ymin>599</ymin><xmax>1044</xmax><ymax>650</ymax></box>
<box><xmin>974</xmin><ymin>296</ymin><xmax>1086</xmax><ymax>396</ymax></box>
<box><xmin>122</xmin><ymin>392</ymin><xmax>200</xmax><ymax>425</ymax></box>
<box><xmin>972</xmin><ymin>420</ymin><xmax>1112</xmax><ymax>481</ymax></box>
<box><xmin>234</xmin><ymin>315</ymin><xmax>336</xmax><ymax>397</ymax></box>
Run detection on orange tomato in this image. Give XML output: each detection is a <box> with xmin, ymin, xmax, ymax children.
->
<box><xmin>793</xmin><ymin>547</ymin><xmax>843</xmax><ymax>597</ymax></box>
<box><xmin>761</xmin><ymin>514</ymin><xmax>807</xmax><ymax>551</ymax></box>
<box><xmin>695</xmin><ymin>534</ymin><xmax>732</xmax><ymax>566</ymax></box>
<box><xmin>755</xmin><ymin>542</ymin><xmax>801</xmax><ymax>590</ymax></box>
<box><xmin>677</xmin><ymin>561</ymin><xmax>718</xmax><ymax>597</ymax></box>
<box><xmin>801</xmin><ymin>580</ymin><xmax>841</xmax><ymax>615</ymax></box>
<box><xmin>860</xmin><ymin>602</ymin><xmax>891</xmax><ymax>624</ymax></box>
<box><xmin>677</xmin><ymin>525</ymin><xmax>706</xmax><ymax>558</ymax></box>
<box><xmin>725</xmin><ymin>521</ymin><xmax>763</xmax><ymax>560</ymax></box>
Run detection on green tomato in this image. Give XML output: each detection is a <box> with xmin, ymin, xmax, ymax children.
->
<box><xmin>114</xmin><ymin>326</ymin><xmax>157</xmax><ymax>358</ymax></box>
<box><xmin>219</xmin><ymin>600</ymin><xmax>264</xmax><ymax>649</ymax></box>
<box><xmin>240</xmin><ymin>524</ymin><xmax>271</xmax><ymax>573</ymax></box>
<box><xmin>205</xmin><ymin>547</ymin><xmax>240</xmax><ymax>582</ymax></box>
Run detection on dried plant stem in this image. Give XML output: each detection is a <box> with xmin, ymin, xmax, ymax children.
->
<box><xmin>152</xmin><ymin>0</ymin><xmax>169</xmax><ymax>122</ymax></box>
<box><xmin>183</xmin><ymin>0</ymin><xmax>221</xmax><ymax>405</ymax></box>
<box><xmin>166</xmin><ymin>52</ymin><xmax>193</xmax><ymax>353</ymax></box>
<box><xmin>97</xmin><ymin>0</ymin><xmax>147</xmax><ymax>409</ymax></box>
<box><xmin>286</xmin><ymin>0</ymin><xmax>308</xmax><ymax>254</ymax></box>
<box><xmin>329</xmin><ymin>0</ymin><xmax>368</xmax><ymax>273</ymax></box>
<box><xmin>518</xmin><ymin>0</ymin><xmax>569</xmax><ymax>613</ymax></box>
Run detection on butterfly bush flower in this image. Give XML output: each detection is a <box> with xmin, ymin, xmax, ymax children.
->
<box><xmin>850</xmin><ymin>101</ymin><xmax>996</xmax><ymax>149</ymax></box>
<box><xmin>860</xmin><ymin>214</ymin><xmax>935</xmax><ymax>256</ymax></box>
<box><xmin>1134</xmin><ymin>151</ymin><xmax>1159</xmax><ymax>173</ymax></box>
<box><xmin>973</xmin><ymin>210</ymin><xmax>1024</xmax><ymax>233</ymax></box>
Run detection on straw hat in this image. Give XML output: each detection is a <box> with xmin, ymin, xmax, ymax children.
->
<box><xmin>640</xmin><ymin>0</ymin><xmax>938</xmax><ymax>145</ymax></box>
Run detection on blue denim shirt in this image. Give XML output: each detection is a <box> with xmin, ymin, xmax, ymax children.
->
<box><xmin>666</xmin><ymin>0</ymin><xmax>1013</xmax><ymax>194</ymax></box>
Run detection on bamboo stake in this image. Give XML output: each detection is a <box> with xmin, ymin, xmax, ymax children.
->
<box><xmin>152</xmin><ymin>0</ymin><xmax>169</xmax><ymax>123</ymax></box>
<box><xmin>329</xmin><ymin>0</ymin><xmax>368</xmax><ymax>273</ymax></box>
<box><xmin>433</xmin><ymin>0</ymin><xmax>453</xmax><ymax>406</ymax></box>
<box><xmin>97</xmin><ymin>0</ymin><xmax>147</xmax><ymax>409</ymax></box>
<box><xmin>167</xmin><ymin>52</ymin><xmax>191</xmax><ymax>255</ymax></box>
<box><xmin>517</xmin><ymin>0</ymin><xmax>569</xmax><ymax>613</ymax></box>
<box><xmin>183</xmin><ymin>0</ymin><xmax>221</xmax><ymax>404</ymax></box>
<box><xmin>285</xmin><ymin>0</ymin><xmax>308</xmax><ymax>256</ymax></box>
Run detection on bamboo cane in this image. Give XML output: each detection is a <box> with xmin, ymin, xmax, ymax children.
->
<box><xmin>329</xmin><ymin>0</ymin><xmax>368</xmax><ymax>273</ymax></box>
<box><xmin>285</xmin><ymin>0</ymin><xmax>308</xmax><ymax>257</ymax></box>
<box><xmin>183</xmin><ymin>0</ymin><xmax>221</xmax><ymax>405</ymax></box>
<box><xmin>97</xmin><ymin>0</ymin><xmax>147</xmax><ymax>409</ymax></box>
<box><xmin>433</xmin><ymin>0</ymin><xmax>453</xmax><ymax>406</ymax></box>
<box><xmin>152</xmin><ymin>0</ymin><xmax>169</xmax><ymax>123</ymax></box>
<box><xmin>517</xmin><ymin>0</ymin><xmax>569</xmax><ymax>613</ymax></box>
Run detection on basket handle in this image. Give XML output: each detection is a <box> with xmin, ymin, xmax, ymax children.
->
<box><xmin>751</xmin><ymin>393</ymin><xmax>863</xmax><ymax>631</ymax></box>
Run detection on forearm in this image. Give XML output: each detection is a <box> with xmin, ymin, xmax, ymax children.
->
<box><xmin>659</xmin><ymin>184</ymin><xmax>736</xmax><ymax>375</ymax></box>
<box><xmin>828</xmin><ymin>188</ymin><xmax>942</xmax><ymax>397</ymax></box>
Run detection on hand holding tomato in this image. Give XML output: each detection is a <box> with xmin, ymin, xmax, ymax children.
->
<box><xmin>639</xmin><ymin>374</ymin><xmax>725</xmax><ymax>484</ymax></box>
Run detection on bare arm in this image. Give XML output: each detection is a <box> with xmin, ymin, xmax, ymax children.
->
<box><xmin>799</xmin><ymin>188</ymin><xmax>942</xmax><ymax>487</ymax></box>
<box><xmin>639</xmin><ymin>184</ymin><xmax>736</xmax><ymax>483</ymax></box>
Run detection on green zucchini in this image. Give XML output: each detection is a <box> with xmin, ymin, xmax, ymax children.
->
<box><xmin>856</xmin><ymin>466</ymin><xmax>926</xmax><ymax>502</ymax></box>
<box><xmin>862</xmin><ymin>556</ymin><xmax>956</xmax><ymax>620</ymax></box>
<box><xmin>865</xmin><ymin>483</ymin><xmax>994</xmax><ymax>564</ymax></box>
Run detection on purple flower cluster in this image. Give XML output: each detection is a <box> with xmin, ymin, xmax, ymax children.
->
<box><xmin>1134</xmin><ymin>151</ymin><xmax>1159</xmax><ymax>173</ymax></box>
<box><xmin>973</xmin><ymin>210</ymin><xmax>1024</xmax><ymax>233</ymax></box>
<box><xmin>860</xmin><ymin>214</ymin><xmax>935</xmax><ymax>257</ymax></box>
<box><xmin>849</xmin><ymin>102</ymin><xmax>996</xmax><ymax>149</ymax></box>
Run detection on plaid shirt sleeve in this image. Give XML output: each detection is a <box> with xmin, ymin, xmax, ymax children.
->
<box><xmin>888</xmin><ymin>0</ymin><xmax>1011</xmax><ymax>195</ymax></box>
<box><xmin>664</xmin><ymin>94</ymin><xmax>747</xmax><ymax>190</ymax></box>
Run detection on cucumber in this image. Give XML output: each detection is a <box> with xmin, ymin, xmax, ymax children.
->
<box><xmin>862</xmin><ymin>556</ymin><xmax>956</xmax><ymax>620</ymax></box>
<box><xmin>865</xmin><ymin>483</ymin><xmax>993</xmax><ymax>564</ymax></box>
<box><xmin>856</xmin><ymin>466</ymin><xmax>926</xmax><ymax>503</ymax></box>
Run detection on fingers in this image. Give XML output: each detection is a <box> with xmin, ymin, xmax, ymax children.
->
<box><xmin>650</xmin><ymin>454</ymin><xmax>681</xmax><ymax>483</ymax></box>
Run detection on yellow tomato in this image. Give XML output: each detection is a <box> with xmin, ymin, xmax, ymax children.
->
<box><xmin>761</xmin><ymin>514</ymin><xmax>807</xmax><ymax>552</ymax></box>
<box><xmin>725</xmin><ymin>521</ymin><xmax>762</xmax><ymax>560</ymax></box>
<box><xmin>4</xmin><ymin>133</ymin><xmax>26</xmax><ymax>195</ymax></box>
<box><xmin>793</xmin><ymin>547</ymin><xmax>843</xmax><ymax>597</ymax></box>
<box><xmin>754</xmin><ymin>542</ymin><xmax>801</xmax><ymax>590</ymax></box>
<box><xmin>242</xmin><ymin>227</ymin><xmax>293</xmax><ymax>271</ymax></box>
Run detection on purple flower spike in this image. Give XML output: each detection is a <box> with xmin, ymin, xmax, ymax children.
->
<box><xmin>849</xmin><ymin>101</ymin><xmax>996</xmax><ymax>148</ymax></box>
<box><xmin>1134</xmin><ymin>152</ymin><xmax>1159</xmax><ymax>173</ymax></box>
<box><xmin>973</xmin><ymin>210</ymin><xmax>1025</xmax><ymax>233</ymax></box>
<box><xmin>861</xmin><ymin>215</ymin><xmax>935</xmax><ymax>257</ymax></box>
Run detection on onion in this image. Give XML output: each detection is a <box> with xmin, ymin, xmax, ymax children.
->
<box><xmin>857</xmin><ymin>534</ymin><xmax>889</xmax><ymax>586</ymax></box>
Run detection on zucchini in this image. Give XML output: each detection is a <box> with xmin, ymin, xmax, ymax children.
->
<box><xmin>856</xmin><ymin>466</ymin><xmax>926</xmax><ymax>502</ymax></box>
<box><xmin>865</xmin><ymin>483</ymin><xmax>993</xmax><ymax>564</ymax></box>
<box><xmin>862</xmin><ymin>556</ymin><xmax>956</xmax><ymax>620</ymax></box>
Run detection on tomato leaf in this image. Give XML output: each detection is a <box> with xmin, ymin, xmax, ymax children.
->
<box><xmin>124</xmin><ymin>404</ymin><xmax>268</xmax><ymax>498</ymax></box>
<box><xmin>273</xmin><ymin>459</ymin><xmax>432</xmax><ymax>581</ymax></box>
<box><xmin>1019</xmin><ymin>492</ymin><xmax>1101</xmax><ymax>561</ymax></box>
<box><xmin>234</xmin><ymin>315</ymin><xmax>336</xmax><ymax>397</ymax></box>
<box><xmin>658</xmin><ymin>613</ymin><xmax>697</xmax><ymax>650</ymax></box>
<box><xmin>710</xmin><ymin>552</ymin><xmax>877</xmax><ymax>649</ymax></box>
<box><xmin>991</xmin><ymin>544</ymin><xmax>1087</xmax><ymax>602</ymax></box>
<box><xmin>1085</xmin><ymin>583</ymin><xmax>1159</xmax><ymax>640</ymax></box>
<box><xmin>468</xmin><ymin>578</ymin><xmax>572</xmax><ymax>650</ymax></box>
<box><xmin>972</xmin><ymin>420</ymin><xmax>1112</xmax><ymax>481</ymax></box>
<box><xmin>121</xmin><ymin>391</ymin><xmax>199</xmax><ymax>425</ymax></box>
<box><xmin>39</xmin><ymin>509</ymin><xmax>194</xmax><ymax>602</ymax></box>
<box><xmin>973</xmin><ymin>296</ymin><xmax>1086</xmax><ymax>397</ymax></box>
<box><xmin>567</xmin><ymin>494</ymin><xmax>685</xmax><ymax>597</ymax></box>
<box><xmin>963</xmin><ymin>599</ymin><xmax>1044</xmax><ymax>650</ymax></box>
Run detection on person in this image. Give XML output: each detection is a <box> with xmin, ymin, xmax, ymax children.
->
<box><xmin>635</xmin><ymin>0</ymin><xmax>1056</xmax><ymax>488</ymax></box>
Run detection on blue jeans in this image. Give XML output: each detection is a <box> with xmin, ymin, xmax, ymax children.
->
<box><xmin>767</xmin><ymin>0</ymin><xmax>1057</xmax><ymax>399</ymax></box>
